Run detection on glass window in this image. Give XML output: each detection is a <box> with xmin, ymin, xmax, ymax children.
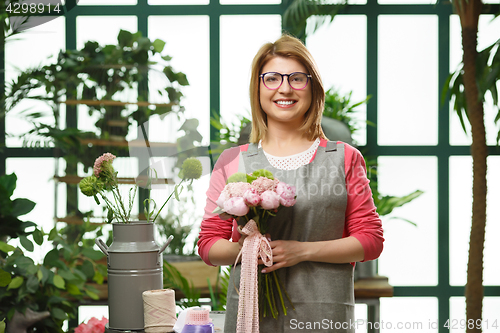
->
<box><xmin>377</xmin><ymin>156</ymin><xmax>438</xmax><ymax>286</ymax></box>
<box><xmin>449</xmin><ymin>15</ymin><xmax>500</xmax><ymax>146</ymax></box>
<box><xmin>450</xmin><ymin>297</ymin><xmax>500</xmax><ymax>333</ymax></box>
<box><xmin>380</xmin><ymin>297</ymin><xmax>438</xmax><ymax>332</ymax></box>
<box><xmin>148</xmin><ymin>16</ymin><xmax>210</xmax><ymax>145</ymax></box>
<box><xmin>149</xmin><ymin>0</ymin><xmax>209</xmax><ymax>5</ymax></box>
<box><xmin>449</xmin><ymin>156</ymin><xmax>500</xmax><ymax>286</ymax></box>
<box><xmin>4</xmin><ymin>18</ymin><xmax>66</xmax><ymax>147</ymax></box>
<box><xmin>219</xmin><ymin>15</ymin><xmax>282</xmax><ymax>126</ymax></box>
<box><xmin>78</xmin><ymin>0</ymin><xmax>137</xmax><ymax>5</ymax></box>
<box><xmin>306</xmin><ymin>15</ymin><xmax>367</xmax><ymax>145</ymax></box>
<box><xmin>220</xmin><ymin>0</ymin><xmax>280</xmax><ymax>4</ymax></box>
<box><xmin>378</xmin><ymin>15</ymin><xmax>438</xmax><ymax>146</ymax></box>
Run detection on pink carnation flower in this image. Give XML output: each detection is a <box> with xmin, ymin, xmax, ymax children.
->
<box><xmin>93</xmin><ymin>153</ymin><xmax>116</xmax><ymax>177</ymax></box>
<box><xmin>276</xmin><ymin>182</ymin><xmax>297</xmax><ymax>207</ymax></box>
<box><xmin>224</xmin><ymin>197</ymin><xmax>249</xmax><ymax>216</ymax></box>
<box><xmin>260</xmin><ymin>190</ymin><xmax>281</xmax><ymax>210</ymax></box>
<box><xmin>251</xmin><ymin>177</ymin><xmax>279</xmax><ymax>195</ymax></box>
<box><xmin>243</xmin><ymin>188</ymin><xmax>261</xmax><ymax>207</ymax></box>
<box><xmin>225</xmin><ymin>182</ymin><xmax>253</xmax><ymax>198</ymax></box>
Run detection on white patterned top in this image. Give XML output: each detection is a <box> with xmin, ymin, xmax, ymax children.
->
<box><xmin>259</xmin><ymin>138</ymin><xmax>321</xmax><ymax>170</ymax></box>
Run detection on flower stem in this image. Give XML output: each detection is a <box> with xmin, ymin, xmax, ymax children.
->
<box><xmin>272</xmin><ymin>271</ymin><xmax>287</xmax><ymax>316</ymax></box>
<box><xmin>265</xmin><ymin>273</ymin><xmax>277</xmax><ymax>319</ymax></box>
<box><xmin>275</xmin><ymin>271</ymin><xmax>295</xmax><ymax>311</ymax></box>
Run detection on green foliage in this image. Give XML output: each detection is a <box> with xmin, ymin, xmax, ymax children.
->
<box><xmin>162</xmin><ymin>261</ymin><xmax>200</xmax><ymax>309</ymax></box>
<box><xmin>209</xmin><ymin>111</ymin><xmax>251</xmax><ymax>164</ymax></box>
<box><xmin>443</xmin><ymin>36</ymin><xmax>500</xmax><ymax>143</ymax></box>
<box><xmin>323</xmin><ymin>87</ymin><xmax>373</xmax><ymax>143</ymax></box>
<box><xmin>2</xmin><ymin>29</ymin><xmax>189</xmax><ymax>171</ymax></box>
<box><xmin>283</xmin><ymin>0</ymin><xmax>347</xmax><ymax>39</ymax></box>
<box><xmin>208</xmin><ymin>266</ymin><xmax>230</xmax><ymax>311</ymax></box>
<box><xmin>0</xmin><ymin>173</ymin><xmax>36</xmax><ymax>240</ymax></box>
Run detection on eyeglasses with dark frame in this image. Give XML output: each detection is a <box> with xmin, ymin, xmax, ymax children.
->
<box><xmin>259</xmin><ymin>72</ymin><xmax>312</xmax><ymax>90</ymax></box>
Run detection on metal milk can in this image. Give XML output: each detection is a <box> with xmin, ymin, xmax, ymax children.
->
<box><xmin>96</xmin><ymin>221</ymin><xmax>172</xmax><ymax>331</ymax></box>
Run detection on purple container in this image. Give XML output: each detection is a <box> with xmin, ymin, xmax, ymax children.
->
<box><xmin>180</xmin><ymin>323</ymin><xmax>214</xmax><ymax>333</ymax></box>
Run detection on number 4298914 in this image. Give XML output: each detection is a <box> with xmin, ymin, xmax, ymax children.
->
<box><xmin>6</xmin><ymin>2</ymin><xmax>61</xmax><ymax>14</ymax></box>
<box><xmin>444</xmin><ymin>319</ymin><xmax>498</xmax><ymax>330</ymax></box>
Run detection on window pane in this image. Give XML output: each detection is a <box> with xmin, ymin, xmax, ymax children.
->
<box><xmin>450</xmin><ymin>297</ymin><xmax>500</xmax><ymax>333</ymax></box>
<box><xmin>78</xmin><ymin>0</ymin><xmax>137</xmax><ymax>5</ymax></box>
<box><xmin>75</xmin><ymin>16</ymin><xmax>138</xmax><ymax>136</ymax></box>
<box><xmin>377</xmin><ymin>156</ymin><xmax>438</xmax><ymax>286</ymax></box>
<box><xmin>148</xmin><ymin>16</ymin><xmax>210</xmax><ymax>145</ymax></box>
<box><xmin>220</xmin><ymin>0</ymin><xmax>280</xmax><ymax>4</ymax></box>
<box><xmin>378</xmin><ymin>0</ymin><xmax>434</xmax><ymax>3</ymax></box>
<box><xmin>378</xmin><ymin>15</ymin><xmax>438</xmax><ymax>146</ymax></box>
<box><xmin>4</xmin><ymin>18</ymin><xmax>66</xmax><ymax>147</ymax></box>
<box><xmin>307</xmin><ymin>15</ymin><xmax>367</xmax><ymax>146</ymax></box>
<box><xmin>380</xmin><ymin>297</ymin><xmax>438</xmax><ymax>332</ymax></box>
<box><xmin>149</xmin><ymin>0</ymin><xmax>208</xmax><ymax>4</ymax></box>
<box><xmin>220</xmin><ymin>15</ymin><xmax>282</xmax><ymax>127</ymax></box>
<box><xmin>449</xmin><ymin>156</ymin><xmax>500</xmax><ymax>286</ymax></box>
<box><xmin>449</xmin><ymin>15</ymin><xmax>500</xmax><ymax>146</ymax></box>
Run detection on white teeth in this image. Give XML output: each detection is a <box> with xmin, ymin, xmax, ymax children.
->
<box><xmin>275</xmin><ymin>100</ymin><xmax>295</xmax><ymax>105</ymax></box>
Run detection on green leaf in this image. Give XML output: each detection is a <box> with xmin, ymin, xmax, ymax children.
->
<box><xmin>57</xmin><ymin>269</ymin><xmax>76</xmax><ymax>281</ymax></box>
<box><xmin>85</xmin><ymin>289</ymin><xmax>99</xmax><ymax>300</ymax></box>
<box><xmin>176</xmin><ymin>72</ymin><xmax>189</xmax><ymax>86</ymax></box>
<box><xmin>93</xmin><ymin>270</ymin><xmax>104</xmax><ymax>284</ymax></box>
<box><xmin>48</xmin><ymin>227</ymin><xmax>59</xmax><ymax>241</ymax></box>
<box><xmin>25</xmin><ymin>275</ymin><xmax>39</xmax><ymax>294</ymax></box>
<box><xmin>32</xmin><ymin>228</ymin><xmax>44</xmax><ymax>245</ymax></box>
<box><xmin>117</xmin><ymin>29</ymin><xmax>133</xmax><ymax>47</ymax></box>
<box><xmin>11</xmin><ymin>198</ymin><xmax>36</xmax><ymax>217</ymax></box>
<box><xmin>0</xmin><ymin>318</ymin><xmax>5</xmax><ymax>333</ymax></box>
<box><xmin>0</xmin><ymin>241</ymin><xmax>15</xmax><ymax>254</ymax></box>
<box><xmin>37</xmin><ymin>268</ymin><xmax>43</xmax><ymax>282</ymax></box>
<box><xmin>66</xmin><ymin>283</ymin><xmax>82</xmax><ymax>295</ymax></box>
<box><xmin>19</xmin><ymin>235</ymin><xmax>34</xmax><ymax>252</ymax></box>
<box><xmin>81</xmin><ymin>248</ymin><xmax>104</xmax><ymax>261</ymax></box>
<box><xmin>0</xmin><ymin>269</ymin><xmax>12</xmax><ymax>287</ymax></box>
<box><xmin>0</xmin><ymin>173</ymin><xmax>17</xmax><ymax>198</ymax></box>
<box><xmin>7</xmin><ymin>276</ymin><xmax>24</xmax><ymax>290</ymax></box>
<box><xmin>80</xmin><ymin>260</ymin><xmax>95</xmax><ymax>280</ymax></box>
<box><xmin>51</xmin><ymin>307</ymin><xmax>67</xmax><ymax>320</ymax></box>
<box><xmin>152</xmin><ymin>38</ymin><xmax>166</xmax><ymax>53</ymax></box>
<box><xmin>53</xmin><ymin>274</ymin><xmax>65</xmax><ymax>289</ymax></box>
<box><xmin>43</xmin><ymin>248</ymin><xmax>60</xmax><ymax>267</ymax></box>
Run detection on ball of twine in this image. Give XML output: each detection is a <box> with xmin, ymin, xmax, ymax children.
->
<box><xmin>142</xmin><ymin>289</ymin><xmax>177</xmax><ymax>333</ymax></box>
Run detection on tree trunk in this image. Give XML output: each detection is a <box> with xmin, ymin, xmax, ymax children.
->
<box><xmin>455</xmin><ymin>1</ymin><xmax>487</xmax><ymax>332</ymax></box>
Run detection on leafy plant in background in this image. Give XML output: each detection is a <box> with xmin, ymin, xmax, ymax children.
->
<box><xmin>0</xmin><ymin>173</ymin><xmax>107</xmax><ymax>333</ymax></box>
<box><xmin>162</xmin><ymin>261</ymin><xmax>201</xmax><ymax>309</ymax></box>
<box><xmin>2</xmin><ymin>29</ymin><xmax>189</xmax><ymax>171</ymax></box>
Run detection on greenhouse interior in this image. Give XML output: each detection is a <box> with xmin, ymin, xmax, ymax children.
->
<box><xmin>1</xmin><ymin>0</ymin><xmax>499</xmax><ymax>332</ymax></box>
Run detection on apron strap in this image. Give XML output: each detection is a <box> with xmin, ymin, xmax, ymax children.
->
<box><xmin>245</xmin><ymin>143</ymin><xmax>259</xmax><ymax>157</ymax></box>
<box><xmin>325</xmin><ymin>141</ymin><xmax>337</xmax><ymax>152</ymax></box>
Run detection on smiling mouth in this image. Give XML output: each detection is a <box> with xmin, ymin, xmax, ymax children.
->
<box><xmin>274</xmin><ymin>100</ymin><xmax>297</xmax><ymax>106</ymax></box>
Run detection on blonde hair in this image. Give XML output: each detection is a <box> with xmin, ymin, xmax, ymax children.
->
<box><xmin>249</xmin><ymin>34</ymin><xmax>326</xmax><ymax>143</ymax></box>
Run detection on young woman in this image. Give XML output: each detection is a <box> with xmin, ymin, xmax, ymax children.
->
<box><xmin>198</xmin><ymin>34</ymin><xmax>384</xmax><ymax>333</ymax></box>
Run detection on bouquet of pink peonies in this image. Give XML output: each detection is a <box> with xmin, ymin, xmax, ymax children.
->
<box><xmin>213</xmin><ymin>169</ymin><xmax>296</xmax><ymax>331</ymax></box>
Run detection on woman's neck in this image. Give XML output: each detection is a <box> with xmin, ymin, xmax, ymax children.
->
<box><xmin>261</xmin><ymin>129</ymin><xmax>315</xmax><ymax>157</ymax></box>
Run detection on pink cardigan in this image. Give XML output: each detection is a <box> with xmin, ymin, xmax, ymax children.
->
<box><xmin>197</xmin><ymin>139</ymin><xmax>384</xmax><ymax>266</ymax></box>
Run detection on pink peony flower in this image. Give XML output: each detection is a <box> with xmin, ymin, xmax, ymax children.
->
<box><xmin>243</xmin><ymin>188</ymin><xmax>261</xmax><ymax>206</ymax></box>
<box><xmin>216</xmin><ymin>191</ymin><xmax>228</xmax><ymax>209</ymax></box>
<box><xmin>260</xmin><ymin>190</ymin><xmax>281</xmax><ymax>210</ymax></box>
<box><xmin>224</xmin><ymin>197</ymin><xmax>250</xmax><ymax>216</ymax></box>
<box><xmin>93</xmin><ymin>153</ymin><xmax>116</xmax><ymax>177</ymax></box>
<box><xmin>276</xmin><ymin>182</ymin><xmax>297</xmax><ymax>207</ymax></box>
<box><xmin>75</xmin><ymin>317</ymin><xmax>108</xmax><ymax>333</ymax></box>
<box><xmin>251</xmin><ymin>177</ymin><xmax>279</xmax><ymax>194</ymax></box>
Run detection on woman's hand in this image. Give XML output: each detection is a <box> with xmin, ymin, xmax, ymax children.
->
<box><xmin>261</xmin><ymin>239</ymin><xmax>308</xmax><ymax>273</ymax></box>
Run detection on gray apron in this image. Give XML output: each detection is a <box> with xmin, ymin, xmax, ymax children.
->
<box><xmin>224</xmin><ymin>141</ymin><xmax>354</xmax><ymax>333</ymax></box>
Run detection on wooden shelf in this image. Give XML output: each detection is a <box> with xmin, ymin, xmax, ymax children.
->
<box><xmin>63</xmin><ymin>99</ymin><xmax>176</xmax><ymax>108</ymax></box>
<box><xmin>354</xmin><ymin>276</ymin><xmax>393</xmax><ymax>298</ymax></box>
<box><xmin>78</xmin><ymin>138</ymin><xmax>177</xmax><ymax>148</ymax></box>
<box><xmin>54</xmin><ymin>175</ymin><xmax>174</xmax><ymax>185</ymax></box>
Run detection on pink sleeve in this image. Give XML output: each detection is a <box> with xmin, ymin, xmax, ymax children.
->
<box><xmin>343</xmin><ymin>143</ymin><xmax>384</xmax><ymax>261</ymax></box>
<box><xmin>197</xmin><ymin>146</ymin><xmax>244</xmax><ymax>266</ymax></box>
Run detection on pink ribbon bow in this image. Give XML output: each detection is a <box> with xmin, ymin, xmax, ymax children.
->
<box><xmin>235</xmin><ymin>219</ymin><xmax>273</xmax><ymax>333</ymax></box>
